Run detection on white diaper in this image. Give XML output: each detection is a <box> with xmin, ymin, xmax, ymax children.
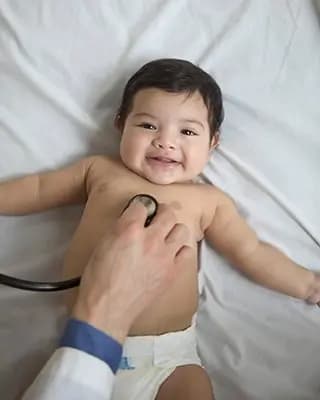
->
<box><xmin>111</xmin><ymin>324</ymin><xmax>202</xmax><ymax>400</ymax></box>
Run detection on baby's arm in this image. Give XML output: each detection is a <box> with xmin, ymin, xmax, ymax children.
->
<box><xmin>204</xmin><ymin>188</ymin><xmax>320</xmax><ymax>304</ymax></box>
<box><xmin>0</xmin><ymin>156</ymin><xmax>99</xmax><ymax>215</ymax></box>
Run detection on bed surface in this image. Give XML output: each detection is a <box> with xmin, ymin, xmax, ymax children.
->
<box><xmin>0</xmin><ymin>1</ymin><xmax>319</xmax><ymax>399</ymax></box>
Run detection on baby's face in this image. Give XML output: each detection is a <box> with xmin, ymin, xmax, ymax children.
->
<box><xmin>119</xmin><ymin>88</ymin><xmax>214</xmax><ymax>185</ymax></box>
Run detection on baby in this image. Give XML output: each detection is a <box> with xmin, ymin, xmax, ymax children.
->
<box><xmin>1</xmin><ymin>58</ymin><xmax>319</xmax><ymax>400</ymax></box>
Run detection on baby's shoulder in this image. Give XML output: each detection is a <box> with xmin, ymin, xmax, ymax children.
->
<box><xmin>181</xmin><ymin>182</ymin><xmax>232</xmax><ymax>231</ymax></box>
<box><xmin>82</xmin><ymin>154</ymin><xmax>117</xmax><ymax>191</ymax></box>
<box><xmin>181</xmin><ymin>180</ymin><xmax>227</xmax><ymax>203</ymax></box>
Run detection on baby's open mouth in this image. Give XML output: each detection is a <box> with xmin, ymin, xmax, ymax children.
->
<box><xmin>147</xmin><ymin>157</ymin><xmax>181</xmax><ymax>169</ymax></box>
<box><xmin>148</xmin><ymin>156</ymin><xmax>178</xmax><ymax>164</ymax></box>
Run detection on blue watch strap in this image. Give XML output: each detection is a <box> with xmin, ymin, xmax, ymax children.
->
<box><xmin>60</xmin><ymin>318</ymin><xmax>123</xmax><ymax>373</ymax></box>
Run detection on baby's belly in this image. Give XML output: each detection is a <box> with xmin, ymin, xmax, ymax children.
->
<box><xmin>63</xmin><ymin>216</ymin><xmax>199</xmax><ymax>336</ymax></box>
<box><xmin>129</xmin><ymin>255</ymin><xmax>199</xmax><ymax>336</ymax></box>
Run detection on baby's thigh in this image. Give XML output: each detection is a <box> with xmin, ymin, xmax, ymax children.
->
<box><xmin>155</xmin><ymin>364</ymin><xmax>215</xmax><ymax>400</ymax></box>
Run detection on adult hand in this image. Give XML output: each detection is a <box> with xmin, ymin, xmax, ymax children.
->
<box><xmin>72</xmin><ymin>200</ymin><xmax>192</xmax><ymax>343</ymax></box>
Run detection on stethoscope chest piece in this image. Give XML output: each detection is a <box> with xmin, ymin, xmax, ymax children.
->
<box><xmin>122</xmin><ymin>194</ymin><xmax>158</xmax><ymax>227</ymax></box>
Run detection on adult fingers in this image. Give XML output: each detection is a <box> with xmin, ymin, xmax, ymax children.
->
<box><xmin>148</xmin><ymin>203</ymin><xmax>178</xmax><ymax>239</ymax></box>
<box><xmin>174</xmin><ymin>244</ymin><xmax>193</xmax><ymax>266</ymax></box>
<box><xmin>117</xmin><ymin>200</ymin><xmax>148</xmax><ymax>231</ymax></box>
<box><xmin>165</xmin><ymin>223</ymin><xmax>191</xmax><ymax>256</ymax></box>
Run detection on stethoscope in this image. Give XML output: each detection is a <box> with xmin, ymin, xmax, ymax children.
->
<box><xmin>0</xmin><ymin>194</ymin><xmax>158</xmax><ymax>292</ymax></box>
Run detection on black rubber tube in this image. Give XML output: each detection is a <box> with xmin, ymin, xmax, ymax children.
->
<box><xmin>0</xmin><ymin>194</ymin><xmax>158</xmax><ymax>292</ymax></box>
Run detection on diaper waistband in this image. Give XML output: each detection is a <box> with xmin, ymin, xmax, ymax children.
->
<box><xmin>119</xmin><ymin>324</ymin><xmax>200</xmax><ymax>370</ymax></box>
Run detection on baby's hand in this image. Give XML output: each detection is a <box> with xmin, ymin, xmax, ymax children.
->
<box><xmin>306</xmin><ymin>273</ymin><xmax>320</xmax><ymax>307</ymax></box>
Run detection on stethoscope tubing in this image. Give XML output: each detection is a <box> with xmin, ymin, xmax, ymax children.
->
<box><xmin>0</xmin><ymin>194</ymin><xmax>158</xmax><ymax>292</ymax></box>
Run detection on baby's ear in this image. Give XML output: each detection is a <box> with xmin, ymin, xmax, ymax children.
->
<box><xmin>114</xmin><ymin>113</ymin><xmax>122</xmax><ymax>131</ymax></box>
<box><xmin>210</xmin><ymin>132</ymin><xmax>220</xmax><ymax>149</ymax></box>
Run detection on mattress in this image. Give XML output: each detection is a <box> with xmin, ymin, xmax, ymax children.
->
<box><xmin>0</xmin><ymin>1</ymin><xmax>319</xmax><ymax>399</ymax></box>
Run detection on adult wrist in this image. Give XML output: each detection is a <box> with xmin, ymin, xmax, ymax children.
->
<box><xmin>72</xmin><ymin>298</ymin><xmax>131</xmax><ymax>344</ymax></box>
<box><xmin>60</xmin><ymin>318</ymin><xmax>123</xmax><ymax>373</ymax></box>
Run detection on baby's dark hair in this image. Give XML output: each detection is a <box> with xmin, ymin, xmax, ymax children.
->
<box><xmin>116</xmin><ymin>58</ymin><xmax>224</xmax><ymax>140</ymax></box>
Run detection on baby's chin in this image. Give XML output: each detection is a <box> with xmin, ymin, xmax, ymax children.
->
<box><xmin>144</xmin><ymin>175</ymin><xmax>177</xmax><ymax>185</ymax></box>
<box><xmin>122</xmin><ymin>160</ymin><xmax>193</xmax><ymax>185</ymax></box>
<box><xmin>139</xmin><ymin>170</ymin><xmax>193</xmax><ymax>185</ymax></box>
<box><xmin>132</xmin><ymin>168</ymin><xmax>177</xmax><ymax>185</ymax></box>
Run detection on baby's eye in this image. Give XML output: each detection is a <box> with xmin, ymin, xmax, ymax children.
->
<box><xmin>137</xmin><ymin>123</ymin><xmax>157</xmax><ymax>130</ymax></box>
<box><xmin>181</xmin><ymin>129</ymin><xmax>198</xmax><ymax>136</ymax></box>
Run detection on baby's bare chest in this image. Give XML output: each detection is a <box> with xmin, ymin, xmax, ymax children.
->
<box><xmin>64</xmin><ymin>175</ymin><xmax>204</xmax><ymax>274</ymax></box>
<box><xmin>85</xmin><ymin>179</ymin><xmax>203</xmax><ymax>241</ymax></box>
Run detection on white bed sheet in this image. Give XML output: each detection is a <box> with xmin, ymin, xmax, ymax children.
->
<box><xmin>0</xmin><ymin>1</ymin><xmax>319</xmax><ymax>399</ymax></box>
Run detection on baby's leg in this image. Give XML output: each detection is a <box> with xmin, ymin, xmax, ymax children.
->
<box><xmin>155</xmin><ymin>365</ymin><xmax>214</xmax><ymax>400</ymax></box>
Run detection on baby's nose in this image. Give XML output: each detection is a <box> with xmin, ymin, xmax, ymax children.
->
<box><xmin>152</xmin><ymin>134</ymin><xmax>176</xmax><ymax>150</ymax></box>
<box><xmin>154</xmin><ymin>141</ymin><xmax>175</xmax><ymax>150</ymax></box>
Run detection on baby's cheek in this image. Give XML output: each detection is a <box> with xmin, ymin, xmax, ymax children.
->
<box><xmin>189</xmin><ymin>152</ymin><xmax>208</xmax><ymax>173</ymax></box>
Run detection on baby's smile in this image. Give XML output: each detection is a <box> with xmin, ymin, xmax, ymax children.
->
<box><xmin>147</xmin><ymin>157</ymin><xmax>180</xmax><ymax>166</ymax></box>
